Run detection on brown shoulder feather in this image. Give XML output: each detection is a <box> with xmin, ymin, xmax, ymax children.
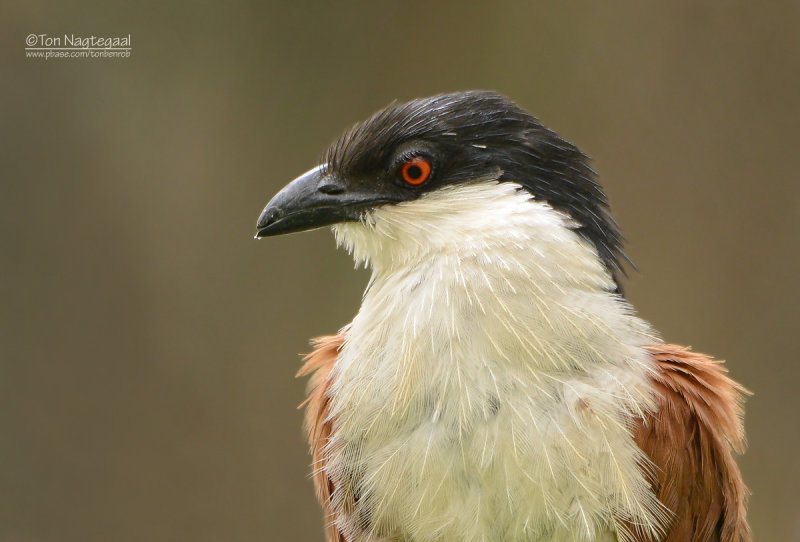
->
<box><xmin>633</xmin><ymin>344</ymin><xmax>751</xmax><ymax>542</ymax></box>
<box><xmin>298</xmin><ymin>334</ymin><xmax>347</xmax><ymax>542</ymax></box>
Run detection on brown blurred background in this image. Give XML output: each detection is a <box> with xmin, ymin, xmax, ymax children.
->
<box><xmin>2</xmin><ymin>2</ymin><xmax>798</xmax><ymax>541</ymax></box>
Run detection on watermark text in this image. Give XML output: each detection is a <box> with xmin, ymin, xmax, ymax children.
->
<box><xmin>25</xmin><ymin>34</ymin><xmax>132</xmax><ymax>60</ymax></box>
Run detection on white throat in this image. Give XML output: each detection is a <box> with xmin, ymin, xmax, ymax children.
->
<box><xmin>327</xmin><ymin>182</ymin><xmax>666</xmax><ymax>541</ymax></box>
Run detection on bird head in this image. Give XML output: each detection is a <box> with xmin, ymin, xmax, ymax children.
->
<box><xmin>256</xmin><ymin>91</ymin><xmax>627</xmax><ymax>290</ymax></box>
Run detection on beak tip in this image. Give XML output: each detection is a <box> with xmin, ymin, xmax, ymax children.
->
<box><xmin>254</xmin><ymin>223</ymin><xmax>273</xmax><ymax>239</ymax></box>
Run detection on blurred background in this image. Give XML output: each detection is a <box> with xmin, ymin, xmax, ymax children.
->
<box><xmin>2</xmin><ymin>2</ymin><xmax>799</xmax><ymax>540</ymax></box>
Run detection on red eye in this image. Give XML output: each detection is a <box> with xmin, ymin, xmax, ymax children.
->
<box><xmin>401</xmin><ymin>157</ymin><xmax>431</xmax><ymax>185</ymax></box>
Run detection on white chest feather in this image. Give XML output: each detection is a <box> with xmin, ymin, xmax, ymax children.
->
<box><xmin>325</xmin><ymin>183</ymin><xmax>667</xmax><ymax>541</ymax></box>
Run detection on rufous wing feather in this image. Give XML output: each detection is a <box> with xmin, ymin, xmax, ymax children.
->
<box><xmin>632</xmin><ymin>344</ymin><xmax>751</xmax><ymax>542</ymax></box>
<box><xmin>298</xmin><ymin>334</ymin><xmax>347</xmax><ymax>542</ymax></box>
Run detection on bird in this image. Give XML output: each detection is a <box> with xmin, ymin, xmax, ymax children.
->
<box><xmin>255</xmin><ymin>91</ymin><xmax>750</xmax><ymax>542</ymax></box>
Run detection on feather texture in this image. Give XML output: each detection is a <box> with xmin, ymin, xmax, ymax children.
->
<box><xmin>632</xmin><ymin>345</ymin><xmax>750</xmax><ymax>542</ymax></box>
<box><xmin>293</xmin><ymin>184</ymin><xmax>749</xmax><ymax>541</ymax></box>
<box><xmin>326</xmin><ymin>184</ymin><xmax>663</xmax><ymax>541</ymax></box>
<box><xmin>301</xmin><ymin>340</ymin><xmax>751</xmax><ymax>542</ymax></box>
<box><xmin>298</xmin><ymin>333</ymin><xmax>347</xmax><ymax>542</ymax></box>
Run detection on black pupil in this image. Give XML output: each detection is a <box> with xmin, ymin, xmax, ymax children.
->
<box><xmin>407</xmin><ymin>165</ymin><xmax>422</xmax><ymax>179</ymax></box>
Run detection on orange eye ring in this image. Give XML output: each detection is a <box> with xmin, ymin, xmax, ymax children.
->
<box><xmin>401</xmin><ymin>157</ymin><xmax>432</xmax><ymax>185</ymax></box>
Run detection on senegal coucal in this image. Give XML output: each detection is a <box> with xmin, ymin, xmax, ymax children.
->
<box><xmin>255</xmin><ymin>91</ymin><xmax>750</xmax><ymax>542</ymax></box>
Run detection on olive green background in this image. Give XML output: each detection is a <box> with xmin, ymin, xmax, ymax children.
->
<box><xmin>2</xmin><ymin>2</ymin><xmax>799</xmax><ymax>541</ymax></box>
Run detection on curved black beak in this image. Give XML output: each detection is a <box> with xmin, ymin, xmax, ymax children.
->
<box><xmin>255</xmin><ymin>164</ymin><xmax>401</xmax><ymax>238</ymax></box>
<box><xmin>255</xmin><ymin>165</ymin><xmax>349</xmax><ymax>238</ymax></box>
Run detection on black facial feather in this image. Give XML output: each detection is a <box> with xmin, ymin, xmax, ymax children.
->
<box><xmin>323</xmin><ymin>90</ymin><xmax>629</xmax><ymax>291</ymax></box>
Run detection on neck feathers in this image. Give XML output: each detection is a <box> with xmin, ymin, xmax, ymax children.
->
<box><xmin>334</xmin><ymin>182</ymin><xmax>617</xmax><ymax>290</ymax></box>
